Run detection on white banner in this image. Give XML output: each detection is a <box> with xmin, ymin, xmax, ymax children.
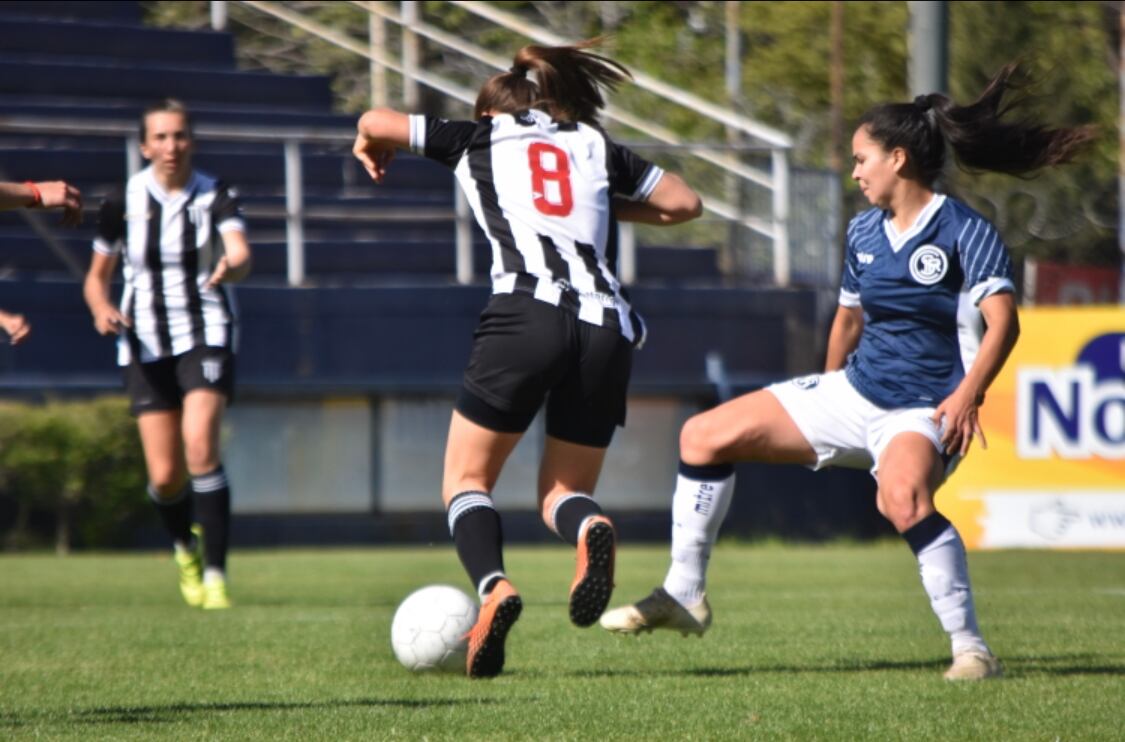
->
<box><xmin>977</xmin><ymin>492</ymin><xmax>1125</xmax><ymax>548</ymax></box>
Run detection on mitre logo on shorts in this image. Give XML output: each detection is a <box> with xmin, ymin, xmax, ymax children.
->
<box><xmin>201</xmin><ymin>357</ymin><xmax>223</xmax><ymax>383</ymax></box>
<box><xmin>908</xmin><ymin>244</ymin><xmax>948</xmax><ymax>285</ymax></box>
<box><xmin>791</xmin><ymin>374</ymin><xmax>820</xmax><ymax>390</ymax></box>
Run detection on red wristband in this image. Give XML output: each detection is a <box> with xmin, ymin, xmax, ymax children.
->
<box><xmin>23</xmin><ymin>181</ymin><xmax>42</xmax><ymax>207</ymax></box>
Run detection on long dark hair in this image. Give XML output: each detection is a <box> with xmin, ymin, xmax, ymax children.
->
<box><xmin>473</xmin><ymin>39</ymin><xmax>631</xmax><ymax>124</ymax></box>
<box><xmin>858</xmin><ymin>63</ymin><xmax>1096</xmax><ymax>186</ymax></box>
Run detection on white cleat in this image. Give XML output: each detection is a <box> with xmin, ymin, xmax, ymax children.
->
<box><xmin>943</xmin><ymin>650</ymin><xmax>1003</xmax><ymax>681</ymax></box>
<box><xmin>599</xmin><ymin>587</ymin><xmax>711</xmax><ymax>637</ymax></box>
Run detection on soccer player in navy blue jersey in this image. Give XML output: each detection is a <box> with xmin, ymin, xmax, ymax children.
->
<box><xmin>83</xmin><ymin>100</ymin><xmax>252</xmax><ymax>611</ymax></box>
<box><xmin>601</xmin><ymin>63</ymin><xmax>1095</xmax><ymax>681</ymax></box>
<box><xmin>354</xmin><ymin>40</ymin><xmax>702</xmax><ymax>678</ymax></box>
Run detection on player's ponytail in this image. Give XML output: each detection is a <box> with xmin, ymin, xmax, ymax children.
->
<box><xmin>474</xmin><ymin>39</ymin><xmax>631</xmax><ymax>124</ymax></box>
<box><xmin>859</xmin><ymin>63</ymin><xmax>1096</xmax><ymax>186</ymax></box>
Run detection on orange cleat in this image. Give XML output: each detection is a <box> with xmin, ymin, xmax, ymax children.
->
<box><xmin>568</xmin><ymin>515</ymin><xmax>616</xmax><ymax>627</ymax></box>
<box><xmin>465</xmin><ymin>579</ymin><xmax>522</xmax><ymax>679</ymax></box>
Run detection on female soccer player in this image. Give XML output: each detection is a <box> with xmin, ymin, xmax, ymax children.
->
<box><xmin>354</xmin><ymin>40</ymin><xmax>702</xmax><ymax>678</ymax></box>
<box><xmin>83</xmin><ymin>99</ymin><xmax>251</xmax><ymax>610</ymax></box>
<box><xmin>600</xmin><ymin>63</ymin><xmax>1094</xmax><ymax>681</ymax></box>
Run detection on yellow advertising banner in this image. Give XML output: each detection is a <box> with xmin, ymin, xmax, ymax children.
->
<box><xmin>938</xmin><ymin>307</ymin><xmax>1125</xmax><ymax>549</ymax></box>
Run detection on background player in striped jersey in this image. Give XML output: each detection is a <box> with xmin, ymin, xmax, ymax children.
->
<box><xmin>601</xmin><ymin>63</ymin><xmax>1095</xmax><ymax>681</ymax></box>
<box><xmin>354</xmin><ymin>40</ymin><xmax>702</xmax><ymax>678</ymax></box>
<box><xmin>83</xmin><ymin>99</ymin><xmax>252</xmax><ymax>610</ymax></box>
<box><xmin>0</xmin><ymin>178</ymin><xmax>84</xmax><ymax>344</ymax></box>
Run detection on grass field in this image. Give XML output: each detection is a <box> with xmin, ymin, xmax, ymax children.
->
<box><xmin>2</xmin><ymin>542</ymin><xmax>1123</xmax><ymax>740</ymax></box>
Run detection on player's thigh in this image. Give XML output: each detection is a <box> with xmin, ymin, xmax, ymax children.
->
<box><xmin>537</xmin><ymin>436</ymin><xmax>608</xmax><ymax>508</ymax></box>
<box><xmin>441</xmin><ymin>410</ymin><xmax>524</xmax><ymax>505</ymax></box>
<box><xmin>875</xmin><ymin>432</ymin><xmax>944</xmax><ymax>528</ymax></box>
<box><xmin>136</xmin><ymin>409</ymin><xmax>185</xmax><ymax>489</ymax></box>
<box><xmin>181</xmin><ymin>388</ymin><xmax>227</xmax><ymax>472</ymax></box>
<box><xmin>680</xmin><ymin>388</ymin><xmax>817</xmax><ymax>466</ymax></box>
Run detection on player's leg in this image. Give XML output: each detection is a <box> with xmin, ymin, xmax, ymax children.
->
<box><xmin>602</xmin><ymin>386</ymin><xmax>818</xmax><ymax>635</ymax></box>
<box><xmin>876</xmin><ymin>431</ymin><xmax>1001</xmax><ymax>680</ymax></box>
<box><xmin>537</xmin><ymin>438</ymin><xmax>613</xmax><ymax>627</ymax></box>
<box><xmin>538</xmin><ymin>321</ymin><xmax>630</xmax><ymax>627</ymax></box>
<box><xmin>178</xmin><ymin>346</ymin><xmax>236</xmax><ymax>610</ymax></box>
<box><xmin>129</xmin><ymin>359</ymin><xmax>202</xmax><ymax>606</ymax></box>
<box><xmin>443</xmin><ymin>408</ymin><xmax>524</xmax><ymax>679</ymax></box>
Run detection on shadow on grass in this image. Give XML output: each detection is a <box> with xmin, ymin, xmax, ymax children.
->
<box><xmin>2</xmin><ymin>698</ymin><xmax>500</xmax><ymax>728</ymax></box>
<box><xmin>570</xmin><ymin>653</ymin><xmax>1125</xmax><ymax>678</ymax></box>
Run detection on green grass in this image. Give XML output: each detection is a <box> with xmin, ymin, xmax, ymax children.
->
<box><xmin>2</xmin><ymin>543</ymin><xmax>1123</xmax><ymax>740</ymax></box>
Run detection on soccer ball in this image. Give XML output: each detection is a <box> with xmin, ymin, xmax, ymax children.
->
<box><xmin>391</xmin><ymin>584</ymin><xmax>479</xmax><ymax>672</ymax></box>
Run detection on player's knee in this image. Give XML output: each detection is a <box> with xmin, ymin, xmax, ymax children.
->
<box><xmin>147</xmin><ymin>467</ymin><xmax>183</xmax><ymax>496</ymax></box>
<box><xmin>876</xmin><ymin>482</ymin><xmax>928</xmax><ymax>532</ymax></box>
<box><xmin>182</xmin><ymin>435</ymin><xmax>219</xmax><ymax>474</ymax></box>
<box><xmin>680</xmin><ymin>414</ymin><xmax>715</xmax><ymax>464</ymax></box>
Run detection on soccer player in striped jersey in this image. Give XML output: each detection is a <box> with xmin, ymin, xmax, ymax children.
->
<box><xmin>354</xmin><ymin>40</ymin><xmax>702</xmax><ymax>678</ymax></box>
<box><xmin>83</xmin><ymin>99</ymin><xmax>252</xmax><ymax>610</ymax></box>
<box><xmin>601</xmin><ymin>63</ymin><xmax>1095</xmax><ymax>681</ymax></box>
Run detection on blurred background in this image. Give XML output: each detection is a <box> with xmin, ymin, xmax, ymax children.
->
<box><xmin>0</xmin><ymin>1</ymin><xmax>1119</xmax><ymax>552</ymax></box>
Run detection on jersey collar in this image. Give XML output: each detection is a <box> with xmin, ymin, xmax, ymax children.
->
<box><xmin>143</xmin><ymin>167</ymin><xmax>198</xmax><ymax>207</ymax></box>
<box><xmin>883</xmin><ymin>193</ymin><xmax>946</xmax><ymax>252</ymax></box>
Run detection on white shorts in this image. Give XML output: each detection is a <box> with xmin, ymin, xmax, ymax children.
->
<box><xmin>766</xmin><ymin>370</ymin><xmax>952</xmax><ymax>476</ymax></box>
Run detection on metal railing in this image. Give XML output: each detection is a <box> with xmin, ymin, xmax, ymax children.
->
<box><xmin>216</xmin><ymin>0</ymin><xmax>796</xmax><ymax>286</ymax></box>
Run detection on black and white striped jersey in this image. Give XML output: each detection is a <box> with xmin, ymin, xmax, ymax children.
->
<box><xmin>93</xmin><ymin>166</ymin><xmax>245</xmax><ymax>365</ymax></box>
<box><xmin>409</xmin><ymin>109</ymin><xmax>664</xmax><ymax>346</ymax></box>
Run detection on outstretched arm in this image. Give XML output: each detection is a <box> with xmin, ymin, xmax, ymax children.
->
<box><xmin>353</xmin><ymin>108</ymin><xmax>412</xmax><ymax>184</ymax></box>
<box><xmin>0</xmin><ymin>180</ymin><xmax>83</xmax><ymax>226</ymax></box>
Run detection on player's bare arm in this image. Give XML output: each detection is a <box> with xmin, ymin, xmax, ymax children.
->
<box><xmin>83</xmin><ymin>251</ymin><xmax>130</xmax><ymax>335</ymax></box>
<box><xmin>932</xmin><ymin>291</ymin><xmax>1020</xmax><ymax>455</ymax></box>
<box><xmin>824</xmin><ymin>304</ymin><xmax>864</xmax><ymax>372</ymax></box>
<box><xmin>206</xmin><ymin>229</ymin><xmax>252</xmax><ymax>289</ymax></box>
<box><xmin>354</xmin><ymin>108</ymin><xmax>411</xmax><ymax>183</ymax></box>
<box><xmin>612</xmin><ymin>173</ymin><xmax>702</xmax><ymax>225</ymax></box>
<box><xmin>0</xmin><ymin>180</ymin><xmax>83</xmax><ymax>226</ymax></box>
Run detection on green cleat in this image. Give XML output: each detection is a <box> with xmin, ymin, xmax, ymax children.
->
<box><xmin>202</xmin><ymin>575</ymin><xmax>232</xmax><ymax>610</ymax></box>
<box><xmin>174</xmin><ymin>525</ymin><xmax>205</xmax><ymax>608</ymax></box>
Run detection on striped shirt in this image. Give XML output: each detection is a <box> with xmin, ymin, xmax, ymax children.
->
<box><xmin>409</xmin><ymin>109</ymin><xmax>664</xmax><ymax>346</ymax></box>
<box><xmin>94</xmin><ymin>166</ymin><xmax>245</xmax><ymax>365</ymax></box>
<box><xmin>839</xmin><ymin>194</ymin><xmax>1015</xmax><ymax>409</ymax></box>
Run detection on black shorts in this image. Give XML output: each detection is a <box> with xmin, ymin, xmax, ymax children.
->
<box><xmin>123</xmin><ymin>346</ymin><xmax>236</xmax><ymax>416</ymax></box>
<box><xmin>458</xmin><ymin>293</ymin><xmax>633</xmax><ymax>448</ymax></box>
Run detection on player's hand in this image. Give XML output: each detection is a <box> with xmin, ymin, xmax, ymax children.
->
<box><xmin>92</xmin><ymin>304</ymin><xmax>130</xmax><ymax>336</ymax></box>
<box><xmin>206</xmin><ymin>256</ymin><xmax>230</xmax><ymax>289</ymax></box>
<box><xmin>932</xmin><ymin>388</ymin><xmax>987</xmax><ymax>457</ymax></box>
<box><xmin>352</xmin><ymin>134</ymin><xmax>396</xmax><ymax>184</ymax></box>
<box><xmin>34</xmin><ymin>181</ymin><xmax>83</xmax><ymax>227</ymax></box>
<box><xmin>0</xmin><ymin>312</ymin><xmax>31</xmax><ymax>345</ymax></box>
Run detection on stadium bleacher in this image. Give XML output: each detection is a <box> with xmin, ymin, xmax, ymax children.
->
<box><xmin>0</xmin><ymin>0</ymin><xmax>812</xmax><ymax>393</ymax></box>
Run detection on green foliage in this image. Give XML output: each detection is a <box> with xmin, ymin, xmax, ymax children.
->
<box><xmin>1</xmin><ymin>545</ymin><xmax>1123</xmax><ymax>738</ymax></box>
<box><xmin>0</xmin><ymin>398</ymin><xmax>149</xmax><ymax>552</ymax></box>
<box><xmin>141</xmin><ymin>1</ymin><xmax>1118</xmax><ymax>265</ymax></box>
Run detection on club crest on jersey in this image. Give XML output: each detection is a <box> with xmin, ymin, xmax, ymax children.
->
<box><xmin>908</xmin><ymin>245</ymin><xmax>948</xmax><ymax>285</ymax></box>
<box><xmin>202</xmin><ymin>357</ymin><xmax>223</xmax><ymax>383</ymax></box>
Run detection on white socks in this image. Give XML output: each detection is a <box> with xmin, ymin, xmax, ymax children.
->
<box><xmin>662</xmin><ymin>462</ymin><xmax>735</xmax><ymax>608</ymax></box>
<box><xmin>907</xmin><ymin>514</ymin><xmax>990</xmax><ymax>656</ymax></box>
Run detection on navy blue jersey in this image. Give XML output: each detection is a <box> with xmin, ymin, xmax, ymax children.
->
<box><xmin>840</xmin><ymin>194</ymin><xmax>1014</xmax><ymax>409</ymax></box>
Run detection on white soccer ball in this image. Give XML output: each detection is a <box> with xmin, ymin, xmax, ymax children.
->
<box><xmin>391</xmin><ymin>584</ymin><xmax>479</xmax><ymax>672</ymax></box>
